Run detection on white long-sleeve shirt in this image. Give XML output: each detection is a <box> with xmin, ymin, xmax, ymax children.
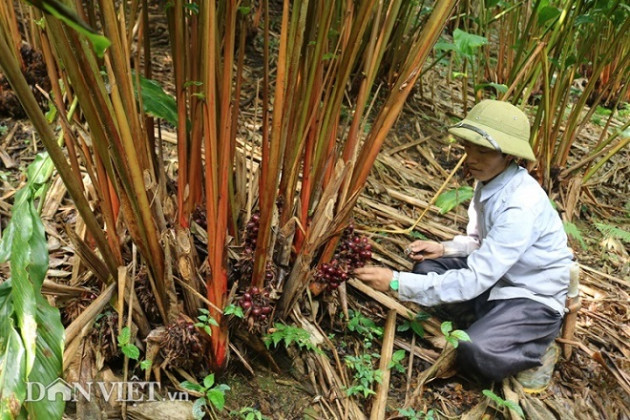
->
<box><xmin>398</xmin><ymin>163</ymin><xmax>574</xmax><ymax>315</ymax></box>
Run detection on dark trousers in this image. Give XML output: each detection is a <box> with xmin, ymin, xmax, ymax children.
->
<box><xmin>413</xmin><ymin>258</ymin><xmax>563</xmax><ymax>381</ymax></box>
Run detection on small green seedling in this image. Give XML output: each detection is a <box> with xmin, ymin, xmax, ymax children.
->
<box><xmin>346</xmin><ymin>309</ymin><xmax>383</xmax><ymax>348</ymax></box>
<box><xmin>263</xmin><ymin>322</ymin><xmax>322</xmax><ymax>354</ymax></box>
<box><xmin>224</xmin><ymin>303</ymin><xmax>245</xmax><ymax>318</ymax></box>
<box><xmin>483</xmin><ymin>389</ymin><xmax>524</xmax><ymax>418</ymax></box>
<box><xmin>140</xmin><ymin>359</ymin><xmax>152</xmax><ymax>371</ymax></box>
<box><xmin>195</xmin><ymin>307</ymin><xmax>219</xmax><ymax>335</ymax></box>
<box><xmin>344</xmin><ymin>353</ymin><xmax>383</xmax><ymax>398</ymax></box>
<box><xmin>397</xmin><ymin>407</ymin><xmax>435</xmax><ymax>420</ymax></box>
<box><xmin>181</xmin><ymin>373</ymin><xmax>230</xmax><ymax>419</ymax></box>
<box><xmin>440</xmin><ymin>321</ymin><xmax>470</xmax><ymax>348</ymax></box>
<box><xmin>230</xmin><ymin>406</ymin><xmax>269</xmax><ymax>420</ymax></box>
<box><xmin>117</xmin><ymin>326</ymin><xmax>140</xmax><ymax>360</ymax></box>
<box><xmin>397</xmin><ymin>311</ymin><xmax>431</xmax><ymax>338</ymax></box>
<box><xmin>387</xmin><ymin>349</ymin><xmax>406</xmax><ymax>373</ymax></box>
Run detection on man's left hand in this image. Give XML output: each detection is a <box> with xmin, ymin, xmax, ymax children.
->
<box><xmin>353</xmin><ymin>266</ymin><xmax>394</xmax><ymax>292</ymax></box>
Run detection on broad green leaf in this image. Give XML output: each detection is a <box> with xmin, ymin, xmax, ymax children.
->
<box><xmin>223</xmin><ymin>304</ymin><xmax>244</xmax><ymax>318</ymax></box>
<box><xmin>29</xmin><ymin>0</ymin><xmax>111</xmax><ymax>57</ymax></box>
<box><xmin>0</xmin><ymin>222</ymin><xmax>15</xmax><ymax>263</ymax></box>
<box><xmin>133</xmin><ymin>75</ymin><xmax>178</xmax><ymax>127</ymax></box>
<box><xmin>482</xmin><ymin>389</ymin><xmax>504</xmax><ymax>405</ymax></box>
<box><xmin>435</xmin><ymin>187</ymin><xmax>474</xmax><ymax>214</ymax></box>
<box><xmin>206</xmin><ymin>389</ymin><xmax>226</xmax><ymax>411</ymax></box>
<box><xmin>410</xmin><ymin>322</ymin><xmax>425</xmax><ymax>338</ymax></box>
<box><xmin>203</xmin><ymin>374</ymin><xmax>215</xmax><ymax>389</ymax></box>
<box><xmin>0</xmin><ymin>324</ymin><xmax>27</xmax><ymax>419</ymax></box>
<box><xmin>446</xmin><ymin>337</ymin><xmax>459</xmax><ymax>348</ymax></box>
<box><xmin>397</xmin><ymin>323</ymin><xmax>410</xmax><ymax>332</ymax></box>
<box><xmin>24</xmin><ymin>294</ymin><xmax>65</xmax><ymax>419</ymax></box>
<box><xmin>537</xmin><ymin>6</ymin><xmax>561</xmax><ymax>27</ymax></box>
<box><xmin>453</xmin><ymin>29</ymin><xmax>487</xmax><ymax>59</ymax></box>
<box><xmin>482</xmin><ymin>389</ymin><xmax>524</xmax><ymax>417</ymax></box>
<box><xmin>474</xmin><ymin>82</ymin><xmax>508</xmax><ymax>95</ymax></box>
<box><xmin>10</xmin><ymin>187</ymin><xmax>48</xmax><ymax>376</ymax></box>
<box><xmin>121</xmin><ymin>344</ymin><xmax>140</xmax><ymax>360</ymax></box>
<box><xmin>415</xmin><ymin>312</ymin><xmax>431</xmax><ymax>321</ymax></box>
<box><xmin>180</xmin><ymin>381</ymin><xmax>204</xmax><ymax>393</ymax></box>
<box><xmin>450</xmin><ymin>330</ymin><xmax>471</xmax><ymax>342</ymax></box>
<box><xmin>118</xmin><ymin>327</ymin><xmax>131</xmax><ymax>346</ymax></box>
<box><xmin>0</xmin><ymin>281</ymin><xmax>11</xmax><ymax>309</ymax></box>
<box><xmin>504</xmin><ymin>400</ymin><xmax>525</xmax><ymax>417</ymax></box>
<box><xmin>433</xmin><ymin>40</ymin><xmax>456</xmax><ymax>52</ymax></box>
<box><xmin>440</xmin><ymin>321</ymin><xmax>453</xmax><ymax>336</ymax></box>
<box><xmin>45</xmin><ymin>102</ymin><xmax>57</xmax><ymax>123</ymax></box>
<box><xmin>391</xmin><ymin>349</ymin><xmax>406</xmax><ymax>364</ymax></box>
<box><xmin>140</xmin><ymin>360</ymin><xmax>152</xmax><ymax>371</ymax></box>
<box><xmin>192</xmin><ymin>398</ymin><xmax>206</xmax><ymax>420</ymax></box>
<box><xmin>26</xmin><ymin>153</ymin><xmax>54</xmax><ymax>186</ymax></box>
<box><xmin>215</xmin><ymin>384</ymin><xmax>230</xmax><ymax>393</ymax></box>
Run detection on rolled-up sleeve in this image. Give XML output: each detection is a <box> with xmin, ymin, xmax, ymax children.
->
<box><xmin>398</xmin><ymin>205</ymin><xmax>537</xmax><ymax>307</ymax></box>
<box><xmin>442</xmin><ymin>191</ymin><xmax>480</xmax><ymax>257</ymax></box>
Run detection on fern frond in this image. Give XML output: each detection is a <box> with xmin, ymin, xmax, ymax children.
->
<box><xmin>563</xmin><ymin>221</ymin><xmax>587</xmax><ymax>249</ymax></box>
<box><xmin>595</xmin><ymin>222</ymin><xmax>630</xmax><ymax>243</ymax></box>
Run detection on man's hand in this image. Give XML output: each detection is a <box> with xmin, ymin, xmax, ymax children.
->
<box><xmin>405</xmin><ymin>240</ymin><xmax>444</xmax><ymax>261</ymax></box>
<box><xmin>353</xmin><ymin>266</ymin><xmax>393</xmax><ymax>292</ymax></box>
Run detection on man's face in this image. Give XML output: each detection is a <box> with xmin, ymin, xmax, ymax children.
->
<box><xmin>463</xmin><ymin>141</ymin><xmax>511</xmax><ymax>182</ymax></box>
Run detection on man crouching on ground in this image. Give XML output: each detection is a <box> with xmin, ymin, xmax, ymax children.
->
<box><xmin>354</xmin><ymin>100</ymin><xmax>574</xmax><ymax>392</ymax></box>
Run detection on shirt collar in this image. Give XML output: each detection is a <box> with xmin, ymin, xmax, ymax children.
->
<box><xmin>478</xmin><ymin>162</ymin><xmax>520</xmax><ymax>203</ymax></box>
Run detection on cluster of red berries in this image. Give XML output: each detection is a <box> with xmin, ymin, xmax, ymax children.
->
<box><xmin>238</xmin><ymin>286</ymin><xmax>273</xmax><ymax>322</ymax></box>
<box><xmin>242</xmin><ymin>212</ymin><xmax>260</xmax><ymax>254</ymax></box>
<box><xmin>314</xmin><ymin>223</ymin><xmax>372</xmax><ymax>291</ymax></box>
<box><xmin>314</xmin><ymin>260</ymin><xmax>349</xmax><ymax>290</ymax></box>
<box><xmin>336</xmin><ymin>225</ymin><xmax>372</xmax><ymax>268</ymax></box>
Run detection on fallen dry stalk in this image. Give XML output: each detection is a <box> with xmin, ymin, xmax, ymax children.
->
<box><xmin>370</xmin><ymin>309</ymin><xmax>397</xmax><ymax>420</ymax></box>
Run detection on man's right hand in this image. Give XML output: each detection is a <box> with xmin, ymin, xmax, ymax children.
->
<box><xmin>405</xmin><ymin>240</ymin><xmax>444</xmax><ymax>261</ymax></box>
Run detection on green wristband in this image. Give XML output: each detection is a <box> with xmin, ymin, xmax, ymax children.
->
<box><xmin>390</xmin><ymin>271</ymin><xmax>400</xmax><ymax>291</ymax></box>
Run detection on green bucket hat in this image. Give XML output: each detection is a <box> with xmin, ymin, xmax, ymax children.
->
<box><xmin>448</xmin><ymin>100</ymin><xmax>536</xmax><ymax>161</ymax></box>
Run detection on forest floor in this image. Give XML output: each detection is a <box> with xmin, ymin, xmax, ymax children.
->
<box><xmin>1</xmin><ymin>16</ymin><xmax>630</xmax><ymax>420</ymax></box>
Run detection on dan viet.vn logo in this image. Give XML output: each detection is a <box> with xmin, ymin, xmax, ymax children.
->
<box><xmin>26</xmin><ymin>376</ymin><xmax>189</xmax><ymax>403</ymax></box>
